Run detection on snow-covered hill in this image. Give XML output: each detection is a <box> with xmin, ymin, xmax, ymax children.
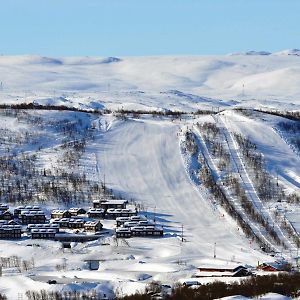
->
<box><xmin>1</xmin><ymin>51</ymin><xmax>300</xmax><ymax>111</ymax></box>
<box><xmin>0</xmin><ymin>52</ymin><xmax>299</xmax><ymax>299</ymax></box>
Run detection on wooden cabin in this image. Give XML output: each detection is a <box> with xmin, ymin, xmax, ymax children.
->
<box><xmin>196</xmin><ymin>265</ymin><xmax>250</xmax><ymax>278</ymax></box>
<box><xmin>93</xmin><ymin>199</ymin><xmax>128</xmax><ymax>210</ymax></box>
<box><xmin>53</xmin><ymin>218</ymin><xmax>85</xmax><ymax>229</ymax></box>
<box><xmin>84</xmin><ymin>221</ymin><xmax>103</xmax><ymax>232</ymax></box>
<box><xmin>87</xmin><ymin>208</ymin><xmax>105</xmax><ymax>219</ymax></box>
<box><xmin>51</xmin><ymin>210</ymin><xmax>71</xmax><ymax>219</ymax></box>
<box><xmin>27</xmin><ymin>223</ymin><xmax>60</xmax><ymax>233</ymax></box>
<box><xmin>116</xmin><ymin>217</ymin><xmax>131</xmax><ymax>227</ymax></box>
<box><xmin>68</xmin><ymin>207</ymin><xmax>87</xmax><ymax>216</ymax></box>
<box><xmin>116</xmin><ymin>215</ymin><xmax>148</xmax><ymax>227</ymax></box>
<box><xmin>14</xmin><ymin>205</ymin><xmax>42</xmax><ymax>218</ymax></box>
<box><xmin>0</xmin><ymin>225</ymin><xmax>22</xmax><ymax>239</ymax></box>
<box><xmin>0</xmin><ymin>210</ymin><xmax>13</xmax><ymax>221</ymax></box>
<box><xmin>106</xmin><ymin>208</ymin><xmax>137</xmax><ymax>219</ymax></box>
<box><xmin>257</xmin><ymin>261</ymin><xmax>287</xmax><ymax>272</ymax></box>
<box><xmin>31</xmin><ymin>229</ymin><xmax>56</xmax><ymax>240</ymax></box>
<box><xmin>21</xmin><ymin>211</ymin><xmax>46</xmax><ymax>224</ymax></box>
<box><xmin>130</xmin><ymin>226</ymin><xmax>163</xmax><ymax>237</ymax></box>
<box><xmin>116</xmin><ymin>226</ymin><xmax>163</xmax><ymax>238</ymax></box>
<box><xmin>198</xmin><ymin>265</ymin><xmax>247</xmax><ymax>273</ymax></box>
<box><xmin>115</xmin><ymin>227</ymin><xmax>131</xmax><ymax>238</ymax></box>
<box><xmin>68</xmin><ymin>218</ymin><xmax>85</xmax><ymax>229</ymax></box>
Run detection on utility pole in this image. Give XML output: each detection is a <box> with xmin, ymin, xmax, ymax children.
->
<box><xmin>103</xmin><ymin>173</ymin><xmax>106</xmax><ymax>196</ymax></box>
<box><xmin>214</xmin><ymin>242</ymin><xmax>217</xmax><ymax>258</ymax></box>
<box><xmin>181</xmin><ymin>224</ymin><xmax>184</xmax><ymax>242</ymax></box>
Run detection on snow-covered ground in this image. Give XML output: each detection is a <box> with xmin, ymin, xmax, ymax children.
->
<box><xmin>0</xmin><ymin>52</ymin><xmax>299</xmax><ymax>299</ymax></box>
<box><xmin>1</xmin><ymin>51</ymin><xmax>300</xmax><ymax>112</ymax></box>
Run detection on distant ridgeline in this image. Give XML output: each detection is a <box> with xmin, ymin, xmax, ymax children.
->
<box><xmin>0</xmin><ymin>102</ymin><xmax>217</xmax><ymax>116</ymax></box>
<box><xmin>0</xmin><ymin>102</ymin><xmax>96</xmax><ymax>113</ymax></box>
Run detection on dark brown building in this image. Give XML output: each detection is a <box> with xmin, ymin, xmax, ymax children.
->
<box><xmin>68</xmin><ymin>207</ymin><xmax>87</xmax><ymax>216</ymax></box>
<box><xmin>51</xmin><ymin>210</ymin><xmax>71</xmax><ymax>219</ymax></box>
<box><xmin>84</xmin><ymin>221</ymin><xmax>103</xmax><ymax>232</ymax></box>
<box><xmin>0</xmin><ymin>210</ymin><xmax>13</xmax><ymax>221</ymax></box>
<box><xmin>21</xmin><ymin>211</ymin><xmax>46</xmax><ymax>224</ymax></box>
<box><xmin>0</xmin><ymin>225</ymin><xmax>22</xmax><ymax>239</ymax></box>
<box><xmin>31</xmin><ymin>229</ymin><xmax>56</xmax><ymax>240</ymax></box>
<box><xmin>93</xmin><ymin>199</ymin><xmax>128</xmax><ymax>210</ymax></box>
<box><xmin>87</xmin><ymin>208</ymin><xmax>105</xmax><ymax>219</ymax></box>
<box><xmin>106</xmin><ymin>208</ymin><xmax>137</xmax><ymax>219</ymax></box>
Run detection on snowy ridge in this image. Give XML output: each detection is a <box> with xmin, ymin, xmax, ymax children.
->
<box><xmin>1</xmin><ymin>52</ymin><xmax>300</xmax><ymax>111</ymax></box>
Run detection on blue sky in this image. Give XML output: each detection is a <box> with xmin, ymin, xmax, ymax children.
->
<box><xmin>0</xmin><ymin>0</ymin><xmax>299</xmax><ymax>56</ymax></box>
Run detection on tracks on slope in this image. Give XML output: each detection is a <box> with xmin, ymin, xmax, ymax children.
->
<box><xmin>192</xmin><ymin>124</ymin><xmax>280</xmax><ymax>253</ymax></box>
<box><xmin>215</xmin><ymin>114</ymin><xmax>298</xmax><ymax>253</ymax></box>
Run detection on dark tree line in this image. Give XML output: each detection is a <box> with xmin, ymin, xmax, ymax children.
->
<box><xmin>277</xmin><ymin>121</ymin><xmax>300</xmax><ymax>153</ymax></box>
<box><xmin>25</xmin><ymin>290</ymin><xmax>102</xmax><ymax>300</ymax></box>
<box><xmin>198</xmin><ymin>161</ymin><xmax>271</xmax><ymax>251</ymax></box>
<box><xmin>184</xmin><ymin>131</ymin><xmax>198</xmax><ymax>154</ymax></box>
<box><xmin>0</xmin><ymin>109</ymin><xmax>109</xmax><ymax>205</ymax></box>
<box><xmin>234</xmin><ymin>133</ymin><xmax>280</xmax><ymax>203</ymax></box>
<box><xmin>115</xmin><ymin>272</ymin><xmax>300</xmax><ymax>300</ymax></box>
<box><xmin>235</xmin><ymin>108</ymin><xmax>300</xmax><ymax>122</ymax></box>
<box><xmin>197</xmin><ymin>122</ymin><xmax>284</xmax><ymax>250</ymax></box>
<box><xmin>225</xmin><ymin>175</ymin><xmax>283</xmax><ymax>247</ymax></box>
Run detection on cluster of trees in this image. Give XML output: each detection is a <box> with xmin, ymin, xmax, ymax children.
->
<box><xmin>197</xmin><ymin>122</ymin><xmax>231</xmax><ymax>171</ymax></box>
<box><xmin>286</xmin><ymin>192</ymin><xmax>300</xmax><ymax>204</ymax></box>
<box><xmin>25</xmin><ymin>290</ymin><xmax>101</xmax><ymax>300</ymax></box>
<box><xmin>116</xmin><ymin>272</ymin><xmax>300</xmax><ymax>300</ymax></box>
<box><xmin>196</xmin><ymin>123</ymin><xmax>281</xmax><ymax>250</ymax></box>
<box><xmin>184</xmin><ymin>131</ymin><xmax>198</xmax><ymax>154</ymax></box>
<box><xmin>115</xmin><ymin>108</ymin><xmax>184</xmax><ymax>117</ymax></box>
<box><xmin>235</xmin><ymin>108</ymin><xmax>300</xmax><ymax>122</ymax></box>
<box><xmin>198</xmin><ymin>122</ymin><xmax>220</xmax><ymax>141</ymax></box>
<box><xmin>281</xmin><ymin>218</ymin><xmax>300</xmax><ymax>248</ymax></box>
<box><xmin>0</xmin><ymin>109</ymin><xmax>109</xmax><ymax>205</ymax></box>
<box><xmin>0</xmin><ymin>102</ymin><xmax>98</xmax><ymax>114</ymax></box>
<box><xmin>225</xmin><ymin>175</ymin><xmax>283</xmax><ymax>247</ymax></box>
<box><xmin>233</xmin><ymin>133</ymin><xmax>280</xmax><ymax>202</ymax></box>
<box><xmin>59</xmin><ymin>139</ymin><xmax>87</xmax><ymax>167</ymax></box>
<box><xmin>112</xmin><ymin>108</ymin><xmax>214</xmax><ymax>122</ymax></box>
<box><xmin>278</xmin><ymin>121</ymin><xmax>300</xmax><ymax>133</ymax></box>
<box><xmin>255</xmin><ymin>109</ymin><xmax>300</xmax><ymax>122</ymax></box>
<box><xmin>0</xmin><ymin>141</ymin><xmax>106</xmax><ymax>205</ymax></box>
<box><xmin>233</xmin><ymin>133</ymin><xmax>300</xmax><ymax>248</ymax></box>
<box><xmin>278</xmin><ymin>121</ymin><xmax>300</xmax><ymax>153</ymax></box>
<box><xmin>0</xmin><ymin>255</ymin><xmax>35</xmax><ymax>273</ymax></box>
<box><xmin>198</xmin><ymin>162</ymin><xmax>268</xmax><ymax>250</ymax></box>
<box><xmin>235</xmin><ymin>109</ymin><xmax>300</xmax><ymax>152</ymax></box>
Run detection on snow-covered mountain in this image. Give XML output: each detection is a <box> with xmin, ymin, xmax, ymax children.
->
<box><xmin>0</xmin><ymin>51</ymin><xmax>300</xmax><ymax>112</ymax></box>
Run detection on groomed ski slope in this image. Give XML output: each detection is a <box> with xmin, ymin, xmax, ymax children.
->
<box><xmin>93</xmin><ymin>116</ymin><xmax>269</xmax><ymax>264</ymax></box>
<box><xmin>220</xmin><ymin>110</ymin><xmax>300</xmax><ymax>194</ymax></box>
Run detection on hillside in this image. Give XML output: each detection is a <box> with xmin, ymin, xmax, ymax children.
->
<box><xmin>1</xmin><ymin>51</ymin><xmax>300</xmax><ymax>112</ymax></box>
<box><xmin>0</xmin><ymin>53</ymin><xmax>299</xmax><ymax>299</ymax></box>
